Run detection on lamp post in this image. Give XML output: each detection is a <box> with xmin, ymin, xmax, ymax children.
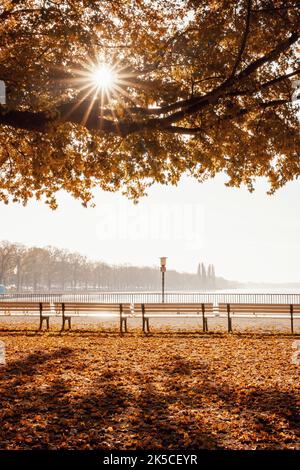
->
<box><xmin>160</xmin><ymin>257</ymin><xmax>167</xmax><ymax>303</ymax></box>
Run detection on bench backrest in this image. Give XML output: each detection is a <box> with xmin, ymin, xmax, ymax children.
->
<box><xmin>62</xmin><ymin>302</ymin><xmax>133</xmax><ymax>313</ymax></box>
<box><xmin>134</xmin><ymin>303</ymin><xmax>214</xmax><ymax>314</ymax></box>
<box><xmin>0</xmin><ymin>302</ymin><xmax>62</xmax><ymax>313</ymax></box>
<box><xmin>218</xmin><ymin>303</ymin><xmax>299</xmax><ymax>314</ymax></box>
<box><xmin>0</xmin><ymin>302</ymin><xmax>41</xmax><ymax>312</ymax></box>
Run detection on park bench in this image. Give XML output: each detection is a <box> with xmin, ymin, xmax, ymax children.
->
<box><xmin>134</xmin><ymin>302</ymin><xmax>215</xmax><ymax>333</ymax></box>
<box><xmin>218</xmin><ymin>303</ymin><xmax>300</xmax><ymax>333</ymax></box>
<box><xmin>61</xmin><ymin>302</ymin><xmax>133</xmax><ymax>332</ymax></box>
<box><xmin>0</xmin><ymin>301</ymin><xmax>60</xmax><ymax>330</ymax></box>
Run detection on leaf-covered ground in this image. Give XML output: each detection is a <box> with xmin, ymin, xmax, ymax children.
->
<box><xmin>0</xmin><ymin>323</ymin><xmax>299</xmax><ymax>450</ymax></box>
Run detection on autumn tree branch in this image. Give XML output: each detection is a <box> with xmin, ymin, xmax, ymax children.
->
<box><xmin>230</xmin><ymin>0</ymin><xmax>252</xmax><ymax>78</ymax></box>
<box><xmin>0</xmin><ymin>28</ymin><xmax>298</xmax><ymax>136</ymax></box>
<box><xmin>159</xmin><ymin>99</ymin><xmax>291</xmax><ymax>135</ymax></box>
<box><xmin>117</xmin><ymin>32</ymin><xmax>299</xmax><ymax>119</ymax></box>
<box><xmin>0</xmin><ymin>96</ymin><xmax>292</xmax><ymax>136</ymax></box>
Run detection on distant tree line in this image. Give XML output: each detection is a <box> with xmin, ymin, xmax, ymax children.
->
<box><xmin>0</xmin><ymin>241</ymin><xmax>234</xmax><ymax>292</ymax></box>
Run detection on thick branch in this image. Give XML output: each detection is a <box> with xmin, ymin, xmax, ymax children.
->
<box><xmin>226</xmin><ymin>69</ymin><xmax>300</xmax><ymax>97</ymax></box>
<box><xmin>0</xmin><ymin>98</ymin><xmax>291</xmax><ymax>136</ymax></box>
<box><xmin>237</xmin><ymin>31</ymin><xmax>299</xmax><ymax>80</ymax></box>
<box><xmin>0</xmin><ymin>105</ymin><xmax>118</xmax><ymax>133</ymax></box>
<box><xmin>230</xmin><ymin>0</ymin><xmax>252</xmax><ymax>78</ymax></box>
<box><xmin>0</xmin><ymin>8</ymin><xmax>42</xmax><ymax>20</ymax></box>
<box><xmin>163</xmin><ymin>99</ymin><xmax>290</xmax><ymax>135</ymax></box>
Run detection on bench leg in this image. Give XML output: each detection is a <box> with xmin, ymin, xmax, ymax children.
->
<box><xmin>142</xmin><ymin>318</ymin><xmax>150</xmax><ymax>333</ymax></box>
<box><xmin>62</xmin><ymin>317</ymin><xmax>71</xmax><ymax>331</ymax></box>
<box><xmin>205</xmin><ymin>318</ymin><xmax>208</xmax><ymax>332</ymax></box>
<box><xmin>202</xmin><ymin>317</ymin><xmax>208</xmax><ymax>332</ymax></box>
<box><xmin>39</xmin><ymin>316</ymin><xmax>50</xmax><ymax>331</ymax></box>
<box><xmin>120</xmin><ymin>318</ymin><xmax>127</xmax><ymax>334</ymax></box>
<box><xmin>228</xmin><ymin>318</ymin><xmax>233</xmax><ymax>333</ymax></box>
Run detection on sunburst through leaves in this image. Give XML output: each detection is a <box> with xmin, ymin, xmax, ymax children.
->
<box><xmin>68</xmin><ymin>57</ymin><xmax>135</xmax><ymax>127</ymax></box>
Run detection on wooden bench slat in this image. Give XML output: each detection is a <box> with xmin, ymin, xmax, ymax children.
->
<box><xmin>134</xmin><ymin>303</ymin><xmax>213</xmax><ymax>307</ymax></box>
<box><xmin>63</xmin><ymin>313</ymin><xmax>120</xmax><ymax>317</ymax></box>
<box><xmin>140</xmin><ymin>314</ymin><xmax>208</xmax><ymax>318</ymax></box>
<box><xmin>218</xmin><ymin>303</ymin><xmax>297</xmax><ymax>307</ymax></box>
<box><xmin>218</xmin><ymin>303</ymin><xmax>296</xmax><ymax>313</ymax></box>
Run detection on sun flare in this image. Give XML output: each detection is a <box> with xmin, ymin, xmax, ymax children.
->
<box><xmin>68</xmin><ymin>57</ymin><xmax>136</xmax><ymax>126</ymax></box>
<box><xmin>90</xmin><ymin>64</ymin><xmax>116</xmax><ymax>90</ymax></box>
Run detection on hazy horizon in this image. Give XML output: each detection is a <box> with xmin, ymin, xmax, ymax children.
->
<box><xmin>1</xmin><ymin>172</ymin><xmax>300</xmax><ymax>284</ymax></box>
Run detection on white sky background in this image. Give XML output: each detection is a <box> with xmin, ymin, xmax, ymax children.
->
<box><xmin>0</xmin><ymin>173</ymin><xmax>300</xmax><ymax>283</ymax></box>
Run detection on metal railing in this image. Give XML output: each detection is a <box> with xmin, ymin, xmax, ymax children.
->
<box><xmin>1</xmin><ymin>291</ymin><xmax>300</xmax><ymax>304</ymax></box>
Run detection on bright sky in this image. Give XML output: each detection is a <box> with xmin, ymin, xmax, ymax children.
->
<box><xmin>0</xmin><ymin>173</ymin><xmax>300</xmax><ymax>283</ymax></box>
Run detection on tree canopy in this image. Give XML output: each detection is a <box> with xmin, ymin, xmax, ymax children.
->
<box><xmin>0</xmin><ymin>0</ymin><xmax>299</xmax><ymax>207</ymax></box>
